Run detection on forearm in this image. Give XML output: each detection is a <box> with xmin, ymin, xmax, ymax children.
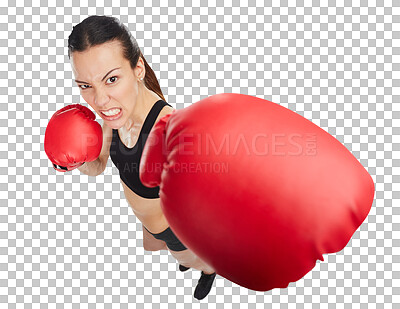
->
<box><xmin>77</xmin><ymin>158</ymin><xmax>105</xmax><ymax>176</ymax></box>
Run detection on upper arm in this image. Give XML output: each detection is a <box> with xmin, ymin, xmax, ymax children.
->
<box><xmin>98</xmin><ymin>121</ymin><xmax>113</xmax><ymax>169</ymax></box>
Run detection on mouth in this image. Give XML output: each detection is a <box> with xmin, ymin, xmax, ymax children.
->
<box><xmin>100</xmin><ymin>107</ymin><xmax>122</xmax><ymax>121</ymax></box>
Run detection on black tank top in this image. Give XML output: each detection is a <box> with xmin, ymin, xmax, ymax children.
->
<box><xmin>109</xmin><ymin>99</ymin><xmax>172</xmax><ymax>199</ymax></box>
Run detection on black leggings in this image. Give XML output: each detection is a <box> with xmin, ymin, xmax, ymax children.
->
<box><xmin>144</xmin><ymin>226</ymin><xmax>187</xmax><ymax>252</ymax></box>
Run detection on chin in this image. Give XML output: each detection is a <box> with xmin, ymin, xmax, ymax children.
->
<box><xmin>106</xmin><ymin>120</ymin><xmax>124</xmax><ymax>130</ymax></box>
<box><xmin>102</xmin><ymin>110</ymin><xmax>125</xmax><ymax>129</ymax></box>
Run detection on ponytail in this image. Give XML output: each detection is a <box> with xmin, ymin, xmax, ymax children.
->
<box><xmin>140</xmin><ymin>52</ymin><xmax>166</xmax><ymax>102</ymax></box>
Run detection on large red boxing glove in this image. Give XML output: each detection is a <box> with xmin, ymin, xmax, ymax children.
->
<box><xmin>140</xmin><ymin>93</ymin><xmax>375</xmax><ymax>291</ymax></box>
<box><xmin>44</xmin><ymin>104</ymin><xmax>103</xmax><ymax>172</ymax></box>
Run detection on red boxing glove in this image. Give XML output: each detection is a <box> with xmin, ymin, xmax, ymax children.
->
<box><xmin>140</xmin><ymin>93</ymin><xmax>375</xmax><ymax>291</ymax></box>
<box><xmin>44</xmin><ymin>104</ymin><xmax>103</xmax><ymax>172</ymax></box>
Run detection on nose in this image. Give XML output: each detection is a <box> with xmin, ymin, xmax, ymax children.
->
<box><xmin>94</xmin><ymin>88</ymin><xmax>110</xmax><ymax>108</ymax></box>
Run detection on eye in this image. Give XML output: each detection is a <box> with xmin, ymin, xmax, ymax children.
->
<box><xmin>106</xmin><ymin>76</ymin><xmax>118</xmax><ymax>84</ymax></box>
<box><xmin>78</xmin><ymin>84</ymin><xmax>91</xmax><ymax>90</ymax></box>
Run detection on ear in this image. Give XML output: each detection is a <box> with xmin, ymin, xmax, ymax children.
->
<box><xmin>134</xmin><ymin>56</ymin><xmax>146</xmax><ymax>80</ymax></box>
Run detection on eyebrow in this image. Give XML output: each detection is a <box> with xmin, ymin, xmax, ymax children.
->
<box><xmin>74</xmin><ymin>67</ymin><xmax>121</xmax><ymax>84</ymax></box>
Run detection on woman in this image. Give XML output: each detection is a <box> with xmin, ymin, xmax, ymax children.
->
<box><xmin>67</xmin><ymin>15</ymin><xmax>216</xmax><ymax>300</ymax></box>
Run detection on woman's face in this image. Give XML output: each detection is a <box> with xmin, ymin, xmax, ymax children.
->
<box><xmin>70</xmin><ymin>40</ymin><xmax>143</xmax><ymax>129</ymax></box>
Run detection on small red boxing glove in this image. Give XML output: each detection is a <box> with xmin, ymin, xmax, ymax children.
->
<box><xmin>44</xmin><ymin>104</ymin><xmax>103</xmax><ymax>172</ymax></box>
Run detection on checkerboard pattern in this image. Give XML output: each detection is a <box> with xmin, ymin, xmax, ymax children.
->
<box><xmin>1</xmin><ymin>0</ymin><xmax>398</xmax><ymax>307</ymax></box>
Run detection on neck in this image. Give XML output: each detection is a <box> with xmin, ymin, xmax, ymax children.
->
<box><xmin>120</xmin><ymin>83</ymin><xmax>162</xmax><ymax>134</ymax></box>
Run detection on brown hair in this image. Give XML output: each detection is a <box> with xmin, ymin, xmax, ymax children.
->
<box><xmin>67</xmin><ymin>15</ymin><xmax>166</xmax><ymax>102</ymax></box>
<box><xmin>140</xmin><ymin>52</ymin><xmax>165</xmax><ymax>101</ymax></box>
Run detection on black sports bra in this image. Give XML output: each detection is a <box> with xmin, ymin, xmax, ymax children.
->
<box><xmin>109</xmin><ymin>99</ymin><xmax>172</xmax><ymax>199</ymax></box>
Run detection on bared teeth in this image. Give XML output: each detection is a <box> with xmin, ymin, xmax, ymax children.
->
<box><xmin>102</xmin><ymin>108</ymin><xmax>121</xmax><ymax>116</ymax></box>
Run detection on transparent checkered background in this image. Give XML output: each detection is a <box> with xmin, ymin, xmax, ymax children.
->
<box><xmin>0</xmin><ymin>0</ymin><xmax>398</xmax><ymax>307</ymax></box>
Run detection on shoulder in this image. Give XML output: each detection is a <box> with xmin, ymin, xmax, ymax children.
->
<box><xmin>156</xmin><ymin>103</ymin><xmax>175</xmax><ymax>122</ymax></box>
